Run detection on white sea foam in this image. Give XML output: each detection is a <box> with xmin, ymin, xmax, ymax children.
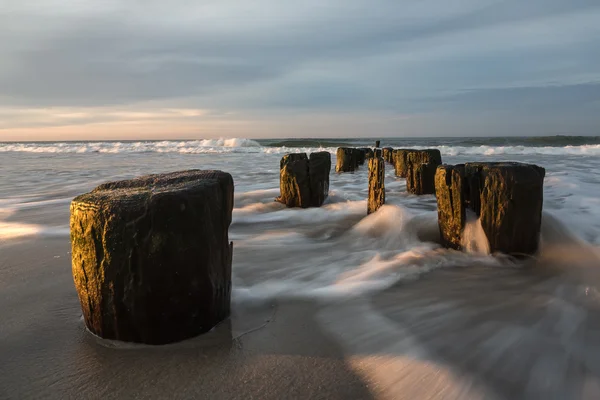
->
<box><xmin>2</xmin><ymin>139</ymin><xmax>600</xmax><ymax>156</ymax></box>
<box><xmin>1</xmin><ymin>139</ymin><xmax>599</xmax><ymax>300</ymax></box>
<box><xmin>1</xmin><ymin>138</ymin><xmax>599</xmax><ymax>399</ymax></box>
<box><xmin>433</xmin><ymin>144</ymin><xmax>600</xmax><ymax>156</ymax></box>
<box><xmin>0</xmin><ymin>138</ymin><xmax>264</xmax><ymax>154</ymax></box>
<box><xmin>461</xmin><ymin>213</ymin><xmax>491</xmax><ymax>255</ymax></box>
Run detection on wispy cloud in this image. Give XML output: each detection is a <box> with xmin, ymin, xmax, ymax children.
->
<box><xmin>1</xmin><ymin>0</ymin><xmax>599</xmax><ymax>138</ymax></box>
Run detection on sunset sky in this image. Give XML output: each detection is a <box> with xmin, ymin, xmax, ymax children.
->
<box><xmin>1</xmin><ymin>0</ymin><xmax>599</xmax><ymax>141</ymax></box>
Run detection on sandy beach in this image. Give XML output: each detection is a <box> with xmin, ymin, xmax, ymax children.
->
<box><xmin>1</xmin><ymin>140</ymin><xmax>600</xmax><ymax>399</ymax></box>
<box><xmin>1</xmin><ymin>237</ymin><xmax>374</xmax><ymax>400</ymax></box>
<box><xmin>3</xmin><ymin>228</ymin><xmax>600</xmax><ymax>399</ymax></box>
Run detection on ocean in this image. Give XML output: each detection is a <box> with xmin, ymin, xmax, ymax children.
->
<box><xmin>1</xmin><ymin>136</ymin><xmax>600</xmax><ymax>399</ymax></box>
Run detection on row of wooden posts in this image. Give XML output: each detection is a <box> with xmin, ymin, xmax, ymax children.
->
<box><xmin>68</xmin><ymin>147</ymin><xmax>545</xmax><ymax>346</ymax></box>
<box><xmin>277</xmin><ymin>144</ymin><xmax>546</xmax><ymax>258</ymax></box>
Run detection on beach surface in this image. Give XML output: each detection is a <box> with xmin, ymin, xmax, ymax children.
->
<box><xmin>2</xmin><ymin>137</ymin><xmax>600</xmax><ymax>399</ymax></box>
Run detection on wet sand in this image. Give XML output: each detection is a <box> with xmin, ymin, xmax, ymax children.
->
<box><xmin>0</xmin><ymin>237</ymin><xmax>374</xmax><ymax>400</ymax></box>
<box><xmin>3</xmin><ymin>234</ymin><xmax>600</xmax><ymax>399</ymax></box>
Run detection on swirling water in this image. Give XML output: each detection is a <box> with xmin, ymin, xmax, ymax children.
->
<box><xmin>1</xmin><ymin>137</ymin><xmax>600</xmax><ymax>399</ymax></box>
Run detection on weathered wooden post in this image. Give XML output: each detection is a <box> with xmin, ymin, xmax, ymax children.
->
<box><xmin>336</xmin><ymin>147</ymin><xmax>356</xmax><ymax>173</ymax></box>
<box><xmin>435</xmin><ymin>162</ymin><xmax>545</xmax><ymax>255</ymax></box>
<box><xmin>405</xmin><ymin>149</ymin><xmax>443</xmax><ymax>195</ymax></box>
<box><xmin>407</xmin><ymin>149</ymin><xmax>442</xmax><ymax>166</ymax></box>
<box><xmin>355</xmin><ymin>148</ymin><xmax>367</xmax><ymax>166</ymax></box>
<box><xmin>361</xmin><ymin>148</ymin><xmax>374</xmax><ymax>160</ymax></box>
<box><xmin>277</xmin><ymin>153</ymin><xmax>311</xmax><ymax>207</ymax></box>
<box><xmin>278</xmin><ymin>152</ymin><xmax>331</xmax><ymax>207</ymax></box>
<box><xmin>368</xmin><ymin>154</ymin><xmax>385</xmax><ymax>214</ymax></box>
<box><xmin>407</xmin><ymin>162</ymin><xmax>439</xmax><ymax>195</ymax></box>
<box><xmin>434</xmin><ymin>164</ymin><xmax>466</xmax><ymax>249</ymax></box>
<box><xmin>309</xmin><ymin>152</ymin><xmax>332</xmax><ymax>207</ymax></box>
<box><xmin>382</xmin><ymin>147</ymin><xmax>394</xmax><ymax>164</ymax></box>
<box><xmin>70</xmin><ymin>170</ymin><xmax>234</xmax><ymax>345</ymax></box>
<box><xmin>393</xmin><ymin>149</ymin><xmax>416</xmax><ymax>177</ymax></box>
<box><xmin>280</xmin><ymin>152</ymin><xmax>308</xmax><ymax>170</ymax></box>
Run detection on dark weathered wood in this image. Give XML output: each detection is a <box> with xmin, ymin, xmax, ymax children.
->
<box><xmin>368</xmin><ymin>156</ymin><xmax>385</xmax><ymax>214</ymax></box>
<box><xmin>71</xmin><ymin>170</ymin><xmax>234</xmax><ymax>345</ymax></box>
<box><xmin>407</xmin><ymin>162</ymin><xmax>438</xmax><ymax>195</ymax></box>
<box><xmin>393</xmin><ymin>149</ymin><xmax>417</xmax><ymax>177</ymax></box>
<box><xmin>309</xmin><ymin>152</ymin><xmax>331</xmax><ymax>207</ymax></box>
<box><xmin>382</xmin><ymin>147</ymin><xmax>394</xmax><ymax>164</ymax></box>
<box><xmin>336</xmin><ymin>147</ymin><xmax>356</xmax><ymax>173</ymax></box>
<box><xmin>280</xmin><ymin>152</ymin><xmax>308</xmax><ymax>170</ymax></box>
<box><xmin>360</xmin><ymin>148</ymin><xmax>374</xmax><ymax>160</ymax></box>
<box><xmin>406</xmin><ymin>149</ymin><xmax>442</xmax><ymax>167</ymax></box>
<box><xmin>469</xmin><ymin>162</ymin><xmax>545</xmax><ymax>255</ymax></box>
<box><xmin>355</xmin><ymin>148</ymin><xmax>367</xmax><ymax>166</ymax></box>
<box><xmin>336</xmin><ymin>147</ymin><xmax>368</xmax><ymax>172</ymax></box>
<box><xmin>434</xmin><ymin>162</ymin><xmax>545</xmax><ymax>256</ymax></box>
<box><xmin>435</xmin><ymin>164</ymin><xmax>466</xmax><ymax>250</ymax></box>
<box><xmin>277</xmin><ymin>152</ymin><xmax>331</xmax><ymax>208</ymax></box>
<box><xmin>277</xmin><ymin>156</ymin><xmax>311</xmax><ymax>207</ymax></box>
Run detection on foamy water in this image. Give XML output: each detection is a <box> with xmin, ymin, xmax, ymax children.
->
<box><xmin>1</xmin><ymin>137</ymin><xmax>600</xmax><ymax>398</ymax></box>
<box><xmin>2</xmin><ymin>138</ymin><xmax>600</xmax><ymax>156</ymax></box>
<box><xmin>2</xmin><ymin>137</ymin><xmax>599</xmax><ymax>299</ymax></box>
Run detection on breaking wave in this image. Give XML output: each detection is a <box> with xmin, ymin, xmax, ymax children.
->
<box><xmin>1</xmin><ymin>139</ymin><xmax>600</xmax><ymax>156</ymax></box>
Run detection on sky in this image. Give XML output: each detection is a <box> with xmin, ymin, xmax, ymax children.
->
<box><xmin>1</xmin><ymin>0</ymin><xmax>599</xmax><ymax>141</ymax></box>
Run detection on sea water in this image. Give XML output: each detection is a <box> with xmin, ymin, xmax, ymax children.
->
<box><xmin>1</xmin><ymin>136</ymin><xmax>600</xmax><ymax>398</ymax></box>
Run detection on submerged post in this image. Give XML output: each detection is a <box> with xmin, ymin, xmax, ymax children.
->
<box><xmin>277</xmin><ymin>152</ymin><xmax>331</xmax><ymax>207</ymax></box>
<box><xmin>361</xmin><ymin>148</ymin><xmax>374</xmax><ymax>160</ymax></box>
<box><xmin>277</xmin><ymin>153</ymin><xmax>311</xmax><ymax>207</ymax></box>
<box><xmin>336</xmin><ymin>147</ymin><xmax>356</xmax><ymax>173</ymax></box>
<box><xmin>368</xmin><ymin>154</ymin><xmax>385</xmax><ymax>214</ymax></box>
<box><xmin>382</xmin><ymin>147</ymin><xmax>394</xmax><ymax>164</ymax></box>
<box><xmin>405</xmin><ymin>149</ymin><xmax>443</xmax><ymax>195</ymax></box>
<box><xmin>309</xmin><ymin>152</ymin><xmax>332</xmax><ymax>207</ymax></box>
<box><xmin>435</xmin><ymin>164</ymin><xmax>466</xmax><ymax>250</ymax></box>
<box><xmin>70</xmin><ymin>170</ymin><xmax>234</xmax><ymax>345</ymax></box>
<box><xmin>336</xmin><ymin>148</ymin><xmax>367</xmax><ymax>172</ymax></box>
<box><xmin>393</xmin><ymin>149</ymin><xmax>415</xmax><ymax>177</ymax></box>
<box><xmin>435</xmin><ymin>162</ymin><xmax>545</xmax><ymax>255</ymax></box>
<box><xmin>407</xmin><ymin>162</ymin><xmax>438</xmax><ymax>195</ymax></box>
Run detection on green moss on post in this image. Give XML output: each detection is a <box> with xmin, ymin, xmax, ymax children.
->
<box><xmin>70</xmin><ymin>170</ymin><xmax>234</xmax><ymax>345</ymax></box>
<box><xmin>336</xmin><ymin>147</ymin><xmax>356</xmax><ymax>173</ymax></box>
<box><xmin>435</xmin><ymin>164</ymin><xmax>466</xmax><ymax>250</ymax></box>
<box><xmin>368</xmin><ymin>156</ymin><xmax>385</xmax><ymax>214</ymax></box>
<box><xmin>277</xmin><ymin>156</ymin><xmax>311</xmax><ymax>208</ymax></box>
<box><xmin>393</xmin><ymin>149</ymin><xmax>417</xmax><ymax>177</ymax></box>
<box><xmin>277</xmin><ymin>152</ymin><xmax>331</xmax><ymax>208</ymax></box>
<box><xmin>407</xmin><ymin>162</ymin><xmax>438</xmax><ymax>195</ymax></box>
<box><xmin>434</xmin><ymin>162</ymin><xmax>545</xmax><ymax>256</ymax></box>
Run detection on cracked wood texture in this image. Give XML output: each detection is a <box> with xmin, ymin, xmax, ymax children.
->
<box><xmin>70</xmin><ymin>170</ymin><xmax>234</xmax><ymax>345</ymax></box>
<box><xmin>435</xmin><ymin>162</ymin><xmax>545</xmax><ymax>256</ymax></box>
<box><xmin>406</xmin><ymin>150</ymin><xmax>443</xmax><ymax>195</ymax></box>
<box><xmin>368</xmin><ymin>156</ymin><xmax>385</xmax><ymax>214</ymax></box>
<box><xmin>277</xmin><ymin>153</ymin><xmax>311</xmax><ymax>208</ymax></box>
<box><xmin>468</xmin><ymin>162</ymin><xmax>545</xmax><ymax>255</ymax></box>
<box><xmin>392</xmin><ymin>149</ymin><xmax>417</xmax><ymax>177</ymax></box>
<box><xmin>435</xmin><ymin>164</ymin><xmax>467</xmax><ymax>250</ymax></box>
<box><xmin>277</xmin><ymin>152</ymin><xmax>331</xmax><ymax>208</ymax></box>
<box><xmin>335</xmin><ymin>147</ymin><xmax>364</xmax><ymax>173</ymax></box>
<box><xmin>382</xmin><ymin>147</ymin><xmax>394</xmax><ymax>164</ymax></box>
<box><xmin>309</xmin><ymin>152</ymin><xmax>331</xmax><ymax>207</ymax></box>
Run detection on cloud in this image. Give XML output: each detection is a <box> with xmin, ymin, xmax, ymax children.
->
<box><xmin>1</xmin><ymin>0</ymin><xmax>599</xmax><ymax>138</ymax></box>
